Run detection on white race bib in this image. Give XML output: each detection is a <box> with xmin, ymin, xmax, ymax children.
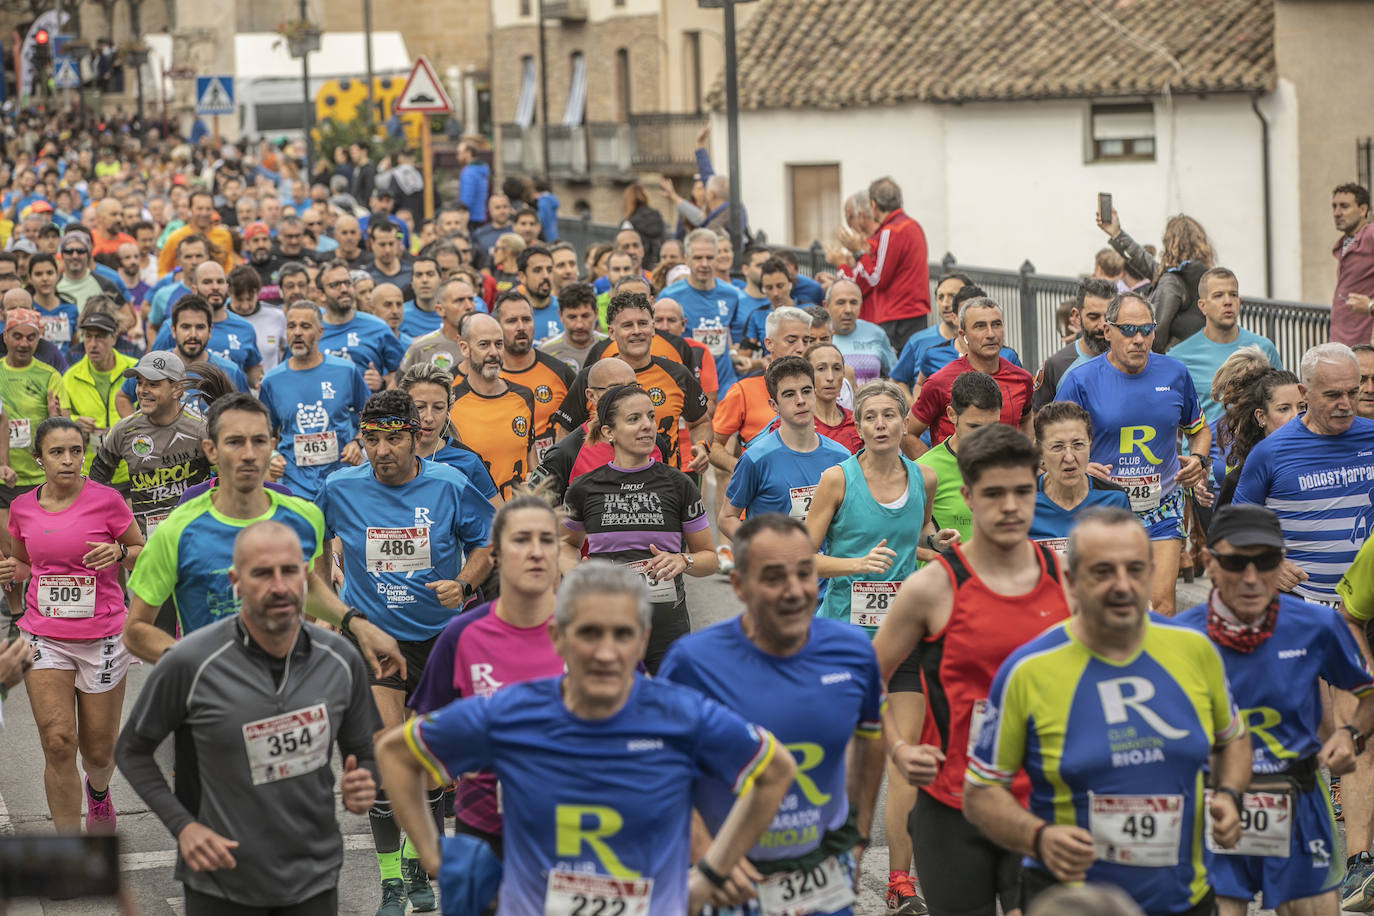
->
<box><xmin>88</xmin><ymin>428</ymin><xmax>108</xmax><ymax>453</ymax></box>
<box><xmin>1088</xmin><ymin>793</ymin><xmax>1183</xmax><ymax>867</ymax></box>
<box><xmin>544</xmin><ymin>871</ymin><xmax>652</xmax><ymax>916</ymax></box>
<box><xmin>365</xmin><ymin>527</ymin><xmax>433</xmax><ymax>573</ymax></box>
<box><xmin>241</xmin><ymin>703</ymin><xmax>331</xmax><ymax>786</ymax></box>
<box><xmin>1204</xmin><ymin>790</ymin><xmax>1292</xmax><ymax>858</ymax></box>
<box><xmin>850</xmin><ymin>581</ymin><xmax>898</xmax><ymax>628</ymax></box>
<box><xmin>755</xmin><ymin>855</ymin><xmax>855</xmax><ymax>916</ymax></box>
<box><xmin>41</xmin><ymin>315</ymin><xmax>70</xmax><ymax>344</ymax></box>
<box><xmin>36</xmin><ymin>575</ymin><xmax>96</xmax><ymax>618</ymax></box>
<box><xmin>534</xmin><ymin>430</ymin><xmax>555</xmax><ymax>465</ymax></box>
<box><xmin>788</xmin><ymin>485</ymin><xmax>817</xmax><ymax>521</ymax></box>
<box><xmin>625</xmin><ymin>558</ymin><xmax>676</xmax><ymax>603</ymax></box>
<box><xmin>1110</xmin><ymin>473</ymin><xmax>1162</xmax><ymax>513</ymax></box>
<box><xmin>144</xmin><ymin>512</ymin><xmax>169</xmax><ymax>536</ymax></box>
<box><xmin>9</xmin><ymin>418</ymin><xmax>30</xmax><ymax>449</ymax></box>
<box><xmin>694</xmin><ymin>324</ymin><xmax>728</xmax><ymax>357</ymax></box>
<box><xmin>1035</xmin><ymin>537</ymin><xmax>1069</xmax><ymax>556</ymax></box>
<box><xmin>293</xmin><ymin>431</ymin><xmax>339</xmax><ymax>467</ymax></box>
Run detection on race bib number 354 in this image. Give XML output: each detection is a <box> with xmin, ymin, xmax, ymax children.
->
<box><xmin>241</xmin><ymin>703</ymin><xmax>331</xmax><ymax>786</ymax></box>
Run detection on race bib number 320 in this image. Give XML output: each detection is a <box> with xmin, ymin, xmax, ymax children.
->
<box><xmin>544</xmin><ymin>871</ymin><xmax>652</xmax><ymax>916</ymax></box>
<box><xmin>1089</xmin><ymin>793</ymin><xmax>1183</xmax><ymax>867</ymax></box>
<box><xmin>241</xmin><ymin>703</ymin><xmax>331</xmax><ymax>786</ymax></box>
<box><xmin>755</xmin><ymin>855</ymin><xmax>854</xmax><ymax>916</ymax></box>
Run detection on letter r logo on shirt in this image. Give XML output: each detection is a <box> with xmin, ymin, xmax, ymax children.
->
<box><xmin>554</xmin><ymin>805</ymin><xmax>638</xmax><ymax>877</ymax></box>
<box><xmin>1118</xmin><ymin>426</ymin><xmax>1162</xmax><ymax>465</ymax></box>
<box><xmin>1096</xmin><ymin>676</ymin><xmax>1189</xmax><ymax>740</ymax></box>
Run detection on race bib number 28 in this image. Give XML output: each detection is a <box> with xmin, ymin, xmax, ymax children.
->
<box><xmin>850</xmin><ymin>581</ymin><xmax>898</xmax><ymax>628</ymax></box>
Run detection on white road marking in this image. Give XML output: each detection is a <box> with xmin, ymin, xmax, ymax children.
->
<box><xmin>121</xmin><ymin>833</ymin><xmax>375</xmax><ymax>872</ymax></box>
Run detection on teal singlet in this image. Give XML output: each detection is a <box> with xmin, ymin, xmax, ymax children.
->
<box><xmin>817</xmin><ymin>453</ymin><xmax>926</xmax><ymax>633</ymax></box>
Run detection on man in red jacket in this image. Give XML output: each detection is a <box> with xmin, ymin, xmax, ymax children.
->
<box><xmin>835</xmin><ymin>177</ymin><xmax>930</xmax><ymax>351</ymax></box>
<box><xmin>1333</xmin><ymin>182</ymin><xmax>1374</xmax><ymax>347</ymax></box>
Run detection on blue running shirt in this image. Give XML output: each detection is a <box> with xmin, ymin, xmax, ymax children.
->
<box><xmin>405</xmin><ymin>675</ymin><xmax>777</xmax><ymax>915</ymax></box>
<box><xmin>259</xmin><ymin>356</ymin><xmax>371</xmax><ymax>500</ymax></box>
<box><xmin>319</xmin><ymin>311</ymin><xmax>404</xmax><ymax>375</ymax></box>
<box><xmin>725</xmin><ymin>430</ymin><xmax>850</xmax><ymax>522</ymax></box>
<box><xmin>657</xmin><ymin>279</ymin><xmax>741</xmax><ymax>392</ymax></box>
<box><xmin>1056</xmin><ymin>353</ymin><xmax>1205</xmax><ymax>515</ymax></box>
<box><xmin>1233</xmin><ymin>417</ymin><xmax>1374</xmax><ymax>604</ymax></box>
<box><xmin>659</xmin><ymin>617</ymin><xmax>883</xmax><ymax>862</ymax></box>
<box><xmin>1028</xmin><ymin>475</ymin><xmax>1132</xmax><ymax>554</ymax></box>
<box><xmin>318</xmin><ymin>461</ymin><xmax>493</xmax><ymax>640</ymax></box>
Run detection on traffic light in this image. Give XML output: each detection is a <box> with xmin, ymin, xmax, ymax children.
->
<box><xmin>31</xmin><ymin>28</ymin><xmax>51</xmax><ymax>66</ymax></box>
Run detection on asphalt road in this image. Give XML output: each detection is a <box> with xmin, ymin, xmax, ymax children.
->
<box><xmin>0</xmin><ymin>568</ymin><xmax>1292</xmax><ymax>916</ymax></box>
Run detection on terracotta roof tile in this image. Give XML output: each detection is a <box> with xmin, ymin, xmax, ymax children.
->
<box><xmin>717</xmin><ymin>0</ymin><xmax>1274</xmax><ymax>109</ymax></box>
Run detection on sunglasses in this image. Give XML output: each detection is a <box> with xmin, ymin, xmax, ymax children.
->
<box><xmin>1110</xmin><ymin>322</ymin><xmax>1156</xmax><ymax>338</ymax></box>
<box><xmin>60</xmin><ymin>247</ymin><xmax>87</xmax><ymax>256</ymax></box>
<box><xmin>1208</xmin><ymin>549</ymin><xmax>1284</xmax><ymax>573</ymax></box>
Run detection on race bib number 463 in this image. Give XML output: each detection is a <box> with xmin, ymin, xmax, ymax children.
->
<box><xmin>294</xmin><ymin>431</ymin><xmax>339</xmax><ymax>467</ymax></box>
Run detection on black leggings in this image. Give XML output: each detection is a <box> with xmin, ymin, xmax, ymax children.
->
<box><xmin>184</xmin><ymin>887</ymin><xmax>337</xmax><ymax>916</ymax></box>
<box><xmin>644</xmin><ymin>600</ymin><xmax>691</xmax><ymax>674</ymax></box>
<box><xmin>911</xmin><ymin>790</ymin><xmax>1021</xmax><ymax>916</ymax></box>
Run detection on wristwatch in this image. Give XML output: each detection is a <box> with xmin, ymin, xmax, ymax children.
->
<box><xmin>118</xmin><ymin>542</ymin><xmax>128</xmax><ymax>562</ymax></box>
<box><xmin>681</xmin><ymin>552</ymin><xmax>695</xmax><ymax>570</ymax></box>
<box><xmin>341</xmin><ymin>607</ymin><xmax>367</xmax><ymax>635</ymax></box>
<box><xmin>1343</xmin><ymin>724</ymin><xmax>1368</xmax><ymax>755</ymax></box>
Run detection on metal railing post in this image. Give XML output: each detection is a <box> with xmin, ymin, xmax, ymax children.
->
<box><xmin>1019</xmin><ymin>259</ymin><xmax>1039</xmax><ymax>371</ymax></box>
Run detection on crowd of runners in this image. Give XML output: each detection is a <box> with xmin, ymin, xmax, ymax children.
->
<box><xmin>0</xmin><ymin>106</ymin><xmax>1373</xmax><ymax>916</ymax></box>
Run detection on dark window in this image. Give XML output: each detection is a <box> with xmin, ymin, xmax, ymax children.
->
<box><xmin>254</xmin><ymin>102</ymin><xmax>311</xmax><ymax>133</ymax></box>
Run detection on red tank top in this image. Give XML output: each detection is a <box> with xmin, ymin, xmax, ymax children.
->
<box><xmin>919</xmin><ymin>541</ymin><xmax>1070</xmax><ymax>810</ymax></box>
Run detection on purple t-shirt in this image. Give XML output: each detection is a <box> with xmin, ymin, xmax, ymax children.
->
<box><xmin>409</xmin><ymin>601</ymin><xmax>563</xmax><ymax>834</ymax></box>
<box><xmin>10</xmin><ymin>479</ymin><xmax>134</xmax><ymax>639</ymax></box>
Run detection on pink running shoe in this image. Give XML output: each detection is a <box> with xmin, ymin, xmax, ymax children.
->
<box><xmin>85</xmin><ymin>777</ymin><xmax>116</xmax><ymax>832</ymax></box>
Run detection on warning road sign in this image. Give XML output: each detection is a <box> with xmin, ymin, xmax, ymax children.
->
<box><xmin>394</xmin><ymin>56</ymin><xmax>452</xmax><ymax>115</ymax></box>
<box><xmin>52</xmin><ymin>57</ymin><xmax>80</xmax><ymax>89</ymax></box>
<box><xmin>195</xmin><ymin>76</ymin><xmax>235</xmax><ymax>116</ymax></box>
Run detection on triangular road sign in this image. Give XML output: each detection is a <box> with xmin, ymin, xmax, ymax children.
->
<box><xmin>52</xmin><ymin>57</ymin><xmax>80</xmax><ymax>89</ymax></box>
<box><xmin>395</xmin><ymin>56</ymin><xmax>452</xmax><ymax>115</ymax></box>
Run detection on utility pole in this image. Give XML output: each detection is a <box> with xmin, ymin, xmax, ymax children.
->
<box><xmin>722</xmin><ymin>0</ymin><xmax>744</xmax><ymax>260</ymax></box>
<box><xmin>299</xmin><ymin>0</ymin><xmax>313</xmax><ymax>164</ymax></box>
<box><xmin>362</xmin><ymin>0</ymin><xmax>375</xmax><ymax>128</ymax></box>
<box><xmin>536</xmin><ymin>0</ymin><xmax>550</xmax><ymax>179</ymax></box>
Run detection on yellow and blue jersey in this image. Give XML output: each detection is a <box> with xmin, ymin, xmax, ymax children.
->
<box><xmin>405</xmin><ymin>674</ymin><xmax>777</xmax><ymax>915</ymax></box>
<box><xmin>658</xmin><ymin>616</ymin><xmax>884</xmax><ymax>863</ymax></box>
<box><xmin>967</xmin><ymin>616</ymin><xmax>1242</xmax><ymax>914</ymax></box>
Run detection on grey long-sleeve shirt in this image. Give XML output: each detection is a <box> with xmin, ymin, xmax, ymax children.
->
<box><xmin>116</xmin><ymin>616</ymin><xmax>381</xmax><ymax>908</ymax></box>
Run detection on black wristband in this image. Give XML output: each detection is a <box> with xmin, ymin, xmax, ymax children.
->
<box><xmin>1217</xmin><ymin>787</ymin><xmax>1245</xmax><ymax>813</ymax></box>
<box><xmin>696</xmin><ymin>860</ymin><xmax>728</xmax><ymax>888</ymax></box>
<box><xmin>341</xmin><ymin>607</ymin><xmax>366</xmax><ymax>635</ymax></box>
<box><xmin>1032</xmin><ymin>822</ymin><xmax>1049</xmax><ymax>862</ymax></box>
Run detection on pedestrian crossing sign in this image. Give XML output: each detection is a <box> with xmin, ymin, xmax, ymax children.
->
<box><xmin>52</xmin><ymin>57</ymin><xmax>80</xmax><ymax>89</ymax></box>
<box><xmin>195</xmin><ymin>76</ymin><xmax>235</xmax><ymax>116</ymax></box>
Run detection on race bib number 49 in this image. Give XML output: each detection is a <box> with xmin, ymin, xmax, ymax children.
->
<box><xmin>37</xmin><ymin>575</ymin><xmax>96</xmax><ymax>618</ymax></box>
<box><xmin>544</xmin><ymin>871</ymin><xmax>652</xmax><ymax>916</ymax></box>
<box><xmin>850</xmin><ymin>581</ymin><xmax>898</xmax><ymax>628</ymax></box>
<box><xmin>241</xmin><ymin>703</ymin><xmax>331</xmax><ymax>786</ymax></box>
<box><xmin>365</xmin><ymin>527</ymin><xmax>432</xmax><ymax>573</ymax></box>
<box><xmin>1089</xmin><ymin>793</ymin><xmax>1183</xmax><ymax>867</ymax></box>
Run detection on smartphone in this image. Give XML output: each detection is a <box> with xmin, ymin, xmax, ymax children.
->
<box><xmin>0</xmin><ymin>834</ymin><xmax>120</xmax><ymax>899</ymax></box>
<box><xmin>1098</xmin><ymin>192</ymin><xmax>1113</xmax><ymax>224</ymax></box>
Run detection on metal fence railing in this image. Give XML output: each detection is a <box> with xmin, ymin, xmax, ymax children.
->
<box><xmin>556</xmin><ymin>217</ymin><xmax>1330</xmax><ymax>372</ymax></box>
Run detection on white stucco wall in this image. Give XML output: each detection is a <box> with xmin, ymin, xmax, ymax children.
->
<box><xmin>717</xmin><ymin>105</ymin><xmax>947</xmax><ymax>253</ymax></box>
<box><xmin>727</xmin><ymin>92</ymin><xmax>1303</xmax><ymax>301</ymax></box>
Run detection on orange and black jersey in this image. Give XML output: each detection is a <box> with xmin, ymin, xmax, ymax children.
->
<box><xmin>587</xmin><ymin>330</ymin><xmax>693</xmax><ymax>368</ymax></box>
<box><xmin>449</xmin><ymin>379</ymin><xmax>536</xmax><ymax>499</ymax></box>
<box><xmin>553</xmin><ymin>356</ymin><xmax>708</xmax><ymax>468</ymax></box>
<box><xmin>500</xmin><ymin>349</ymin><xmax>577</xmax><ymax>465</ymax></box>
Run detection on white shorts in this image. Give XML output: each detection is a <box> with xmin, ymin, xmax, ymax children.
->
<box><xmin>25</xmin><ymin>631</ymin><xmax>137</xmax><ymax>694</ymax></box>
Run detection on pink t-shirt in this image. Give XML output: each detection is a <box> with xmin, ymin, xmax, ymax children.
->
<box><xmin>10</xmin><ymin>479</ymin><xmax>134</xmax><ymax>640</ymax></box>
<box><xmin>409</xmin><ymin>601</ymin><xmax>564</xmax><ymax>834</ymax></box>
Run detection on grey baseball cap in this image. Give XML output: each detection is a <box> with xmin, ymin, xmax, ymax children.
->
<box><xmin>123</xmin><ymin>350</ymin><xmax>186</xmax><ymax>382</ymax></box>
